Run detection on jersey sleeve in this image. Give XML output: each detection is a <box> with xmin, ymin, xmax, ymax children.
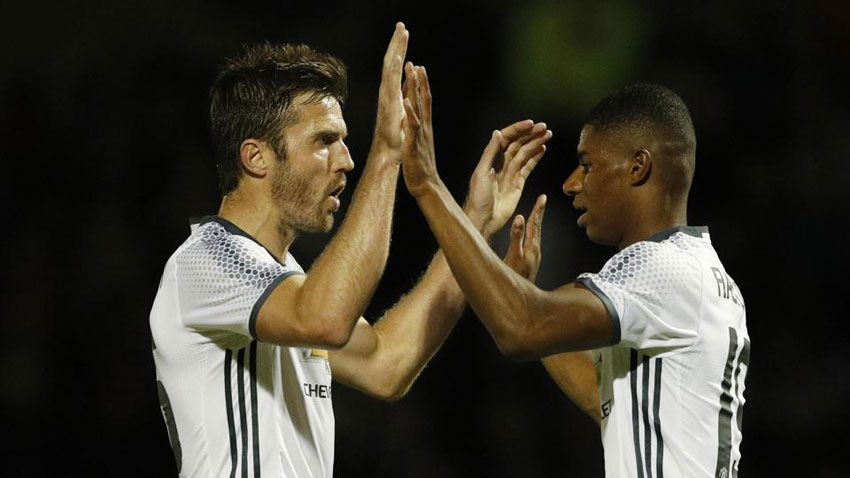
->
<box><xmin>174</xmin><ymin>229</ymin><xmax>303</xmax><ymax>339</ymax></box>
<box><xmin>577</xmin><ymin>240</ymin><xmax>702</xmax><ymax>352</ymax></box>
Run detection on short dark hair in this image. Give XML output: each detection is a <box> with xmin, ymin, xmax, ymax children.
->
<box><xmin>209</xmin><ymin>43</ymin><xmax>348</xmax><ymax>195</ymax></box>
<box><xmin>585</xmin><ymin>83</ymin><xmax>696</xmax><ymax>156</ymax></box>
<box><xmin>586</xmin><ymin>84</ymin><xmax>696</xmax><ymax>194</ymax></box>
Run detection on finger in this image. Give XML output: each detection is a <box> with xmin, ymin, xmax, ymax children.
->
<box><xmin>525</xmin><ymin>195</ymin><xmax>547</xmax><ymax>255</ymax></box>
<box><xmin>419</xmin><ymin>66</ymin><xmax>432</xmax><ymax>127</ymax></box>
<box><xmin>473</xmin><ymin>130</ymin><xmax>502</xmax><ymax>176</ymax></box>
<box><xmin>506</xmin><ymin>214</ymin><xmax>526</xmax><ymax>260</ymax></box>
<box><xmin>413</xmin><ymin>66</ymin><xmax>425</xmax><ymax>124</ymax></box>
<box><xmin>382</xmin><ymin>23</ymin><xmax>409</xmax><ymax>84</ymax></box>
<box><xmin>499</xmin><ymin>140</ymin><xmax>522</xmax><ymax>173</ymax></box>
<box><xmin>403</xmin><ymin>62</ymin><xmax>417</xmax><ymax>103</ymax></box>
<box><xmin>403</xmin><ymin>97</ymin><xmax>421</xmax><ymax>136</ymax></box>
<box><xmin>516</xmin><ymin>145</ymin><xmax>546</xmax><ymax>183</ymax></box>
<box><xmin>498</xmin><ymin>120</ymin><xmax>535</xmax><ymax>147</ymax></box>
<box><xmin>508</xmin><ymin>129</ymin><xmax>552</xmax><ymax>178</ymax></box>
<box><xmin>501</xmin><ymin>121</ymin><xmax>547</xmax><ymax>148</ymax></box>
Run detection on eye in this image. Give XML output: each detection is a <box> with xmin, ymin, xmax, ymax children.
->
<box><xmin>318</xmin><ymin>133</ymin><xmax>338</xmax><ymax>146</ymax></box>
<box><xmin>580</xmin><ymin>162</ymin><xmax>591</xmax><ymax>172</ymax></box>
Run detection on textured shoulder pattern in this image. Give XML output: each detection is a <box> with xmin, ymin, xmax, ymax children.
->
<box><xmin>586</xmin><ymin>238</ymin><xmax>699</xmax><ymax>305</ymax></box>
<box><xmin>175</xmin><ymin>221</ymin><xmax>291</xmax><ymax>335</ymax></box>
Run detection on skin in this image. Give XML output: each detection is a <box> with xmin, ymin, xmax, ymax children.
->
<box><xmin>217</xmin><ymin>24</ymin><xmax>551</xmax><ymax>401</ymax></box>
<box><xmin>400</xmin><ymin>66</ymin><xmax>692</xmax><ymax>417</ymax></box>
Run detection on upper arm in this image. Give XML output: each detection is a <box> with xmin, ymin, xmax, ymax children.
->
<box><xmin>255</xmin><ymin>274</ymin><xmax>353</xmax><ymax>348</ymax></box>
<box><xmin>506</xmin><ymin>282</ymin><xmax>615</xmax><ymax>359</ymax></box>
<box><xmin>541</xmin><ymin>351</ymin><xmax>601</xmax><ymax>424</ymax></box>
<box><xmin>176</xmin><ymin>235</ymin><xmax>299</xmax><ymax>341</ymax></box>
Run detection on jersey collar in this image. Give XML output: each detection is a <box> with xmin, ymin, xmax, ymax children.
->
<box><xmin>189</xmin><ymin>215</ymin><xmax>288</xmax><ymax>266</ymax></box>
<box><xmin>647</xmin><ymin>225</ymin><xmax>709</xmax><ymax>243</ymax></box>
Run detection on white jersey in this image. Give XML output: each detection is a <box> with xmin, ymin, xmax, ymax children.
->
<box><xmin>578</xmin><ymin>226</ymin><xmax>749</xmax><ymax>478</ymax></box>
<box><xmin>151</xmin><ymin>216</ymin><xmax>335</xmax><ymax>477</ymax></box>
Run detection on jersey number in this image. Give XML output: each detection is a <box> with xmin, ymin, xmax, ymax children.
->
<box><xmin>715</xmin><ymin>327</ymin><xmax>750</xmax><ymax>478</ymax></box>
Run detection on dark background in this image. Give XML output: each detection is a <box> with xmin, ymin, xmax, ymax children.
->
<box><xmin>2</xmin><ymin>0</ymin><xmax>848</xmax><ymax>476</ymax></box>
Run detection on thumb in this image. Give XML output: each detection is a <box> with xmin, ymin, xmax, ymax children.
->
<box><xmin>474</xmin><ymin>130</ymin><xmax>502</xmax><ymax>175</ymax></box>
<box><xmin>506</xmin><ymin>214</ymin><xmax>525</xmax><ymax>260</ymax></box>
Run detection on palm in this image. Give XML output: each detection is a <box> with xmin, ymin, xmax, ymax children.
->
<box><xmin>466</xmin><ymin>123</ymin><xmax>551</xmax><ymax>237</ymax></box>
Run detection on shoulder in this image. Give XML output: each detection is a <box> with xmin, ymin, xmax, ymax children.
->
<box><xmin>174</xmin><ymin>221</ymin><xmax>287</xmax><ymax>283</ymax></box>
<box><xmin>587</xmin><ymin>234</ymin><xmax>703</xmax><ymax>302</ymax></box>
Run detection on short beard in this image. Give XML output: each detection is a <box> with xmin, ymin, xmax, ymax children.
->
<box><xmin>271</xmin><ymin>154</ymin><xmax>331</xmax><ymax>235</ymax></box>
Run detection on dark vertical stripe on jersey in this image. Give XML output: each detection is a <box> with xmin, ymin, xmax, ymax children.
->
<box><xmin>715</xmin><ymin>328</ymin><xmax>738</xmax><ymax>478</ymax></box>
<box><xmin>224</xmin><ymin>350</ymin><xmax>237</xmax><ymax>478</ymax></box>
<box><xmin>734</xmin><ymin>338</ymin><xmax>751</xmax><ymax>434</ymax></box>
<box><xmin>237</xmin><ymin>348</ymin><xmax>249</xmax><ymax>478</ymax></box>
<box><xmin>653</xmin><ymin>359</ymin><xmax>664</xmax><ymax>478</ymax></box>
<box><xmin>630</xmin><ymin>349</ymin><xmax>645</xmax><ymax>478</ymax></box>
<box><xmin>156</xmin><ymin>381</ymin><xmax>182</xmax><ymax>473</ymax></box>
<box><xmin>249</xmin><ymin>341</ymin><xmax>261</xmax><ymax>478</ymax></box>
<box><xmin>641</xmin><ymin>356</ymin><xmax>653</xmax><ymax>478</ymax></box>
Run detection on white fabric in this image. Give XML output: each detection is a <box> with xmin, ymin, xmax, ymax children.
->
<box><xmin>151</xmin><ymin>218</ymin><xmax>335</xmax><ymax>477</ymax></box>
<box><xmin>579</xmin><ymin>229</ymin><xmax>749</xmax><ymax>478</ymax></box>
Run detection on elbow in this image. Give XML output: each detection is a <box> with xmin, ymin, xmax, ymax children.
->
<box><xmin>376</xmin><ymin>385</ymin><xmax>409</xmax><ymax>403</ymax></box>
<box><xmin>367</xmin><ymin>369</ymin><xmax>413</xmax><ymax>402</ymax></box>
<box><xmin>310</xmin><ymin>319</ymin><xmax>354</xmax><ymax>349</ymax></box>
<box><xmin>293</xmin><ymin>303</ymin><xmax>357</xmax><ymax>349</ymax></box>
<box><xmin>495</xmin><ymin>338</ymin><xmax>539</xmax><ymax>362</ymax></box>
<box><xmin>491</xmin><ymin>322</ymin><xmax>542</xmax><ymax>362</ymax></box>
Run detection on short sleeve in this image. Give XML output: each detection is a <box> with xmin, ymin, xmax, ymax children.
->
<box><xmin>577</xmin><ymin>240</ymin><xmax>702</xmax><ymax>352</ymax></box>
<box><xmin>175</xmin><ymin>224</ymin><xmax>302</xmax><ymax>339</ymax></box>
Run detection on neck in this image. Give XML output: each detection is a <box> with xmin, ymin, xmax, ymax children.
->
<box><xmin>618</xmin><ymin>196</ymin><xmax>688</xmax><ymax>250</ymax></box>
<box><xmin>218</xmin><ymin>189</ymin><xmax>296</xmax><ymax>261</ymax></box>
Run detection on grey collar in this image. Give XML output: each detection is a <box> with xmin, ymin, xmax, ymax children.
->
<box><xmin>647</xmin><ymin>225</ymin><xmax>709</xmax><ymax>243</ymax></box>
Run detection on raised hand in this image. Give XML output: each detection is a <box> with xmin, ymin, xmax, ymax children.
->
<box><xmin>401</xmin><ymin>63</ymin><xmax>439</xmax><ymax>197</ymax></box>
<box><xmin>465</xmin><ymin>120</ymin><xmax>551</xmax><ymax>238</ymax></box>
<box><xmin>504</xmin><ymin>194</ymin><xmax>547</xmax><ymax>283</ymax></box>
<box><xmin>371</xmin><ymin>23</ymin><xmax>409</xmax><ymax>161</ymax></box>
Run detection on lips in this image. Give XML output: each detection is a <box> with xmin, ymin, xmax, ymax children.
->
<box><xmin>573</xmin><ymin>203</ymin><xmax>588</xmax><ymax>226</ymax></box>
<box><xmin>328</xmin><ymin>181</ymin><xmax>346</xmax><ymax>212</ymax></box>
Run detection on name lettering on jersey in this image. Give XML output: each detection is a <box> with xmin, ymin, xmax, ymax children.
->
<box><xmin>303</xmin><ymin>383</ymin><xmax>332</xmax><ymax>399</ymax></box>
<box><xmin>601</xmin><ymin>399</ymin><xmax>613</xmax><ymax>420</ymax></box>
<box><xmin>711</xmin><ymin>267</ymin><xmax>745</xmax><ymax>310</ymax></box>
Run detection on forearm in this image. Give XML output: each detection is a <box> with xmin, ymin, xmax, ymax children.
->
<box><xmin>542</xmin><ymin>351</ymin><xmax>601</xmax><ymax>425</ymax></box>
<box><xmin>330</xmin><ymin>250</ymin><xmax>465</xmax><ymax>400</ymax></box>
<box><xmin>300</xmin><ymin>153</ymin><xmax>399</xmax><ymax>327</ymax></box>
<box><xmin>372</xmin><ymin>250</ymin><xmax>465</xmax><ymax>397</ymax></box>
<box><xmin>414</xmin><ymin>181</ymin><xmax>539</xmax><ymax>356</ymax></box>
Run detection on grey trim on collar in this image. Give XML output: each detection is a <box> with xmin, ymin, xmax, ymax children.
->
<box><xmin>189</xmin><ymin>215</ymin><xmax>288</xmax><ymax>267</ymax></box>
<box><xmin>647</xmin><ymin>225</ymin><xmax>709</xmax><ymax>243</ymax></box>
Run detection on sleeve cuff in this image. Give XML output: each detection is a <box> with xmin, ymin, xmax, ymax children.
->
<box><xmin>576</xmin><ymin>277</ymin><xmax>622</xmax><ymax>345</ymax></box>
<box><xmin>249</xmin><ymin>271</ymin><xmax>305</xmax><ymax>340</ymax></box>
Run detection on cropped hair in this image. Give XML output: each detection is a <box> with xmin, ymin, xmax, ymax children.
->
<box><xmin>585</xmin><ymin>83</ymin><xmax>696</xmax><ymax>155</ymax></box>
<box><xmin>209</xmin><ymin>43</ymin><xmax>348</xmax><ymax>195</ymax></box>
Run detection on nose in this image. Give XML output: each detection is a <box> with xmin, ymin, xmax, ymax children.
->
<box><xmin>334</xmin><ymin>141</ymin><xmax>355</xmax><ymax>173</ymax></box>
<box><xmin>562</xmin><ymin>166</ymin><xmax>583</xmax><ymax>197</ymax></box>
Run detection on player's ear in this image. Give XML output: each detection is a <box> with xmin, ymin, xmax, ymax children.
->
<box><xmin>630</xmin><ymin>149</ymin><xmax>651</xmax><ymax>186</ymax></box>
<box><xmin>240</xmin><ymin>138</ymin><xmax>270</xmax><ymax>178</ymax></box>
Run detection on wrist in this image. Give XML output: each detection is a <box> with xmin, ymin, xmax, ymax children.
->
<box><xmin>410</xmin><ymin>177</ymin><xmax>446</xmax><ymax>201</ymax></box>
<box><xmin>368</xmin><ymin>141</ymin><xmax>402</xmax><ymax>164</ymax></box>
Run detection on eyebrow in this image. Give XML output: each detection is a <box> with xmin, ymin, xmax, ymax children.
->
<box><xmin>313</xmin><ymin>128</ymin><xmax>348</xmax><ymax>142</ymax></box>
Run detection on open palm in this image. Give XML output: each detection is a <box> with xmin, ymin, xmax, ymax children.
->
<box><xmin>466</xmin><ymin>121</ymin><xmax>552</xmax><ymax>238</ymax></box>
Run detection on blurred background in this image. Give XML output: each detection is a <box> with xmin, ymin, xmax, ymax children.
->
<box><xmin>1</xmin><ymin>0</ymin><xmax>848</xmax><ymax>476</ymax></box>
